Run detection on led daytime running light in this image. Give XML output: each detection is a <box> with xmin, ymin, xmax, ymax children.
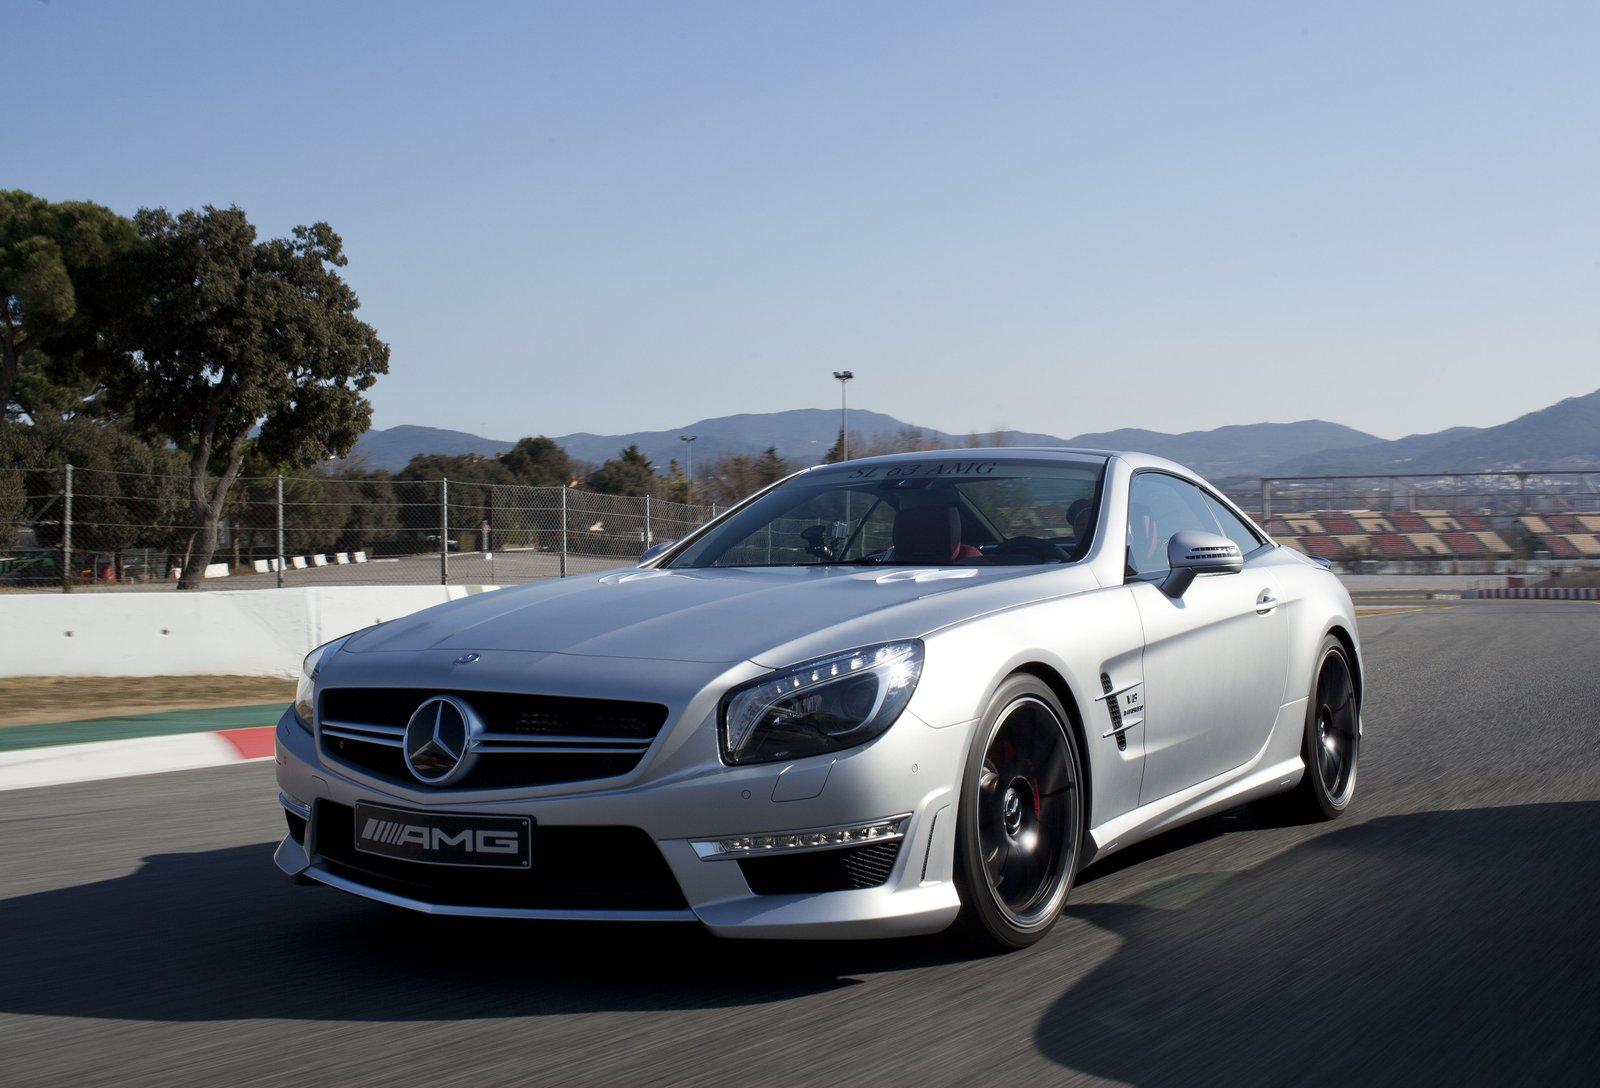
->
<box><xmin>693</xmin><ymin>816</ymin><xmax>910</xmax><ymax>859</ymax></box>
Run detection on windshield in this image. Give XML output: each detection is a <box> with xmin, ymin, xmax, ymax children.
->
<box><xmin>666</xmin><ymin>456</ymin><xmax>1106</xmax><ymax>569</ymax></box>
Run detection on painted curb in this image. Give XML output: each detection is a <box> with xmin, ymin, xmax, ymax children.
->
<box><xmin>1462</xmin><ymin>587</ymin><xmax>1600</xmax><ymax>600</ymax></box>
<box><xmin>0</xmin><ymin>725</ymin><xmax>276</xmax><ymax>792</ymax></box>
<box><xmin>0</xmin><ymin>704</ymin><xmax>287</xmax><ymax>753</ymax></box>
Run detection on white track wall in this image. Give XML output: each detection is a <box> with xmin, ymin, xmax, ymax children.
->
<box><xmin>0</xmin><ymin>586</ymin><xmax>503</xmax><ymax>678</ymax></box>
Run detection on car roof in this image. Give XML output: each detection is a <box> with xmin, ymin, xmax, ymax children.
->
<box><xmin>804</xmin><ymin>446</ymin><xmax>1200</xmax><ymax>479</ymax></box>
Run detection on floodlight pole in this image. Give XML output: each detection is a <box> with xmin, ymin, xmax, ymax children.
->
<box><xmin>832</xmin><ymin>371</ymin><xmax>854</xmax><ymax>461</ymax></box>
<box><xmin>680</xmin><ymin>434</ymin><xmax>697</xmax><ymax>504</ymax></box>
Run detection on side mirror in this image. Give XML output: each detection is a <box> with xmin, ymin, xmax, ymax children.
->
<box><xmin>639</xmin><ymin>539</ymin><xmax>676</xmax><ymax>564</ymax></box>
<box><xmin>1160</xmin><ymin>530</ymin><xmax>1243</xmax><ymax>598</ymax></box>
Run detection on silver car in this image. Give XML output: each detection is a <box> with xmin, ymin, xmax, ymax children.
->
<box><xmin>274</xmin><ymin>449</ymin><xmax>1362</xmax><ymax>948</ymax></box>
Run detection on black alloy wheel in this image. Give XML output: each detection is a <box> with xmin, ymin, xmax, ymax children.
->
<box><xmin>954</xmin><ymin>675</ymin><xmax>1084</xmax><ymax>949</ymax></box>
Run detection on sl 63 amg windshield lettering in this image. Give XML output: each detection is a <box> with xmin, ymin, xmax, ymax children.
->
<box><xmin>847</xmin><ymin>461</ymin><xmax>998</xmax><ymax>480</ymax></box>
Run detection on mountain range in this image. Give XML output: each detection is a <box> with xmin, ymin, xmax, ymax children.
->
<box><xmin>348</xmin><ymin>387</ymin><xmax>1600</xmax><ymax>481</ymax></box>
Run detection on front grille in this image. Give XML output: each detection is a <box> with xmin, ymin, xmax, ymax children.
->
<box><xmin>318</xmin><ymin>688</ymin><xmax>669</xmax><ymax>791</ymax></box>
<box><xmin>738</xmin><ymin>841</ymin><xmax>903</xmax><ymax>895</ymax></box>
<box><xmin>310</xmin><ymin>801</ymin><xmax>688</xmax><ymax>911</ymax></box>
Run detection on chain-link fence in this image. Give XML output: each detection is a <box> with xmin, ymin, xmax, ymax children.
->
<box><xmin>0</xmin><ymin>465</ymin><xmax>717</xmax><ymax>592</ymax></box>
<box><xmin>8</xmin><ymin>462</ymin><xmax>1600</xmax><ymax>589</ymax></box>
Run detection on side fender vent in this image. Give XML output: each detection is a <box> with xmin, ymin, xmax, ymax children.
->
<box><xmin>1101</xmin><ymin>672</ymin><xmax>1127</xmax><ymax>751</ymax></box>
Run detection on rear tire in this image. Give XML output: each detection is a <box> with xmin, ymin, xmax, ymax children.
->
<box><xmin>1263</xmin><ymin>634</ymin><xmax>1359</xmax><ymax>822</ymax></box>
<box><xmin>952</xmin><ymin>675</ymin><xmax>1085</xmax><ymax>951</ymax></box>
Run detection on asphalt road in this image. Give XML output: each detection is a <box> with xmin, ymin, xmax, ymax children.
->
<box><xmin>2</xmin><ymin>601</ymin><xmax>1597</xmax><ymax>1087</ymax></box>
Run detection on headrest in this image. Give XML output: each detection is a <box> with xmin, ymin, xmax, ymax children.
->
<box><xmin>1066</xmin><ymin>499</ymin><xmax>1093</xmax><ymax>541</ymax></box>
<box><xmin>893</xmin><ymin>506</ymin><xmax>963</xmax><ymax>562</ymax></box>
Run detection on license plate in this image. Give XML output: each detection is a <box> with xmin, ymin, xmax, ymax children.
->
<box><xmin>352</xmin><ymin>802</ymin><xmax>532</xmax><ymax>869</ymax></box>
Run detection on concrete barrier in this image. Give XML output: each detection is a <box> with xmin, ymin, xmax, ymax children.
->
<box><xmin>1463</xmin><ymin>587</ymin><xmax>1599</xmax><ymax>600</ymax></box>
<box><xmin>0</xmin><ymin>584</ymin><xmax>503</xmax><ymax>678</ymax></box>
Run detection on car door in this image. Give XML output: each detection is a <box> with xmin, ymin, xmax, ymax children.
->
<box><xmin>1126</xmin><ymin>472</ymin><xmax>1288</xmax><ymax>805</ymax></box>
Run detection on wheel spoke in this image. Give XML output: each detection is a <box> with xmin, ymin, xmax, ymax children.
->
<box><xmin>1319</xmin><ymin>733</ymin><xmax>1340</xmax><ymax>788</ymax></box>
<box><xmin>984</xmin><ymin>834</ymin><xmax>1010</xmax><ymax>886</ymax></box>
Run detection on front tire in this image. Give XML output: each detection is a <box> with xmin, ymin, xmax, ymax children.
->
<box><xmin>1269</xmin><ymin>634</ymin><xmax>1360</xmax><ymax>821</ymax></box>
<box><xmin>952</xmin><ymin>675</ymin><xmax>1085</xmax><ymax>950</ymax></box>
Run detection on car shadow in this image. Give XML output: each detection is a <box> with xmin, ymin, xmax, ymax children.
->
<box><xmin>0</xmin><ymin>841</ymin><xmax>967</xmax><ymax>1022</ymax></box>
<box><xmin>1076</xmin><ymin>804</ymin><xmax>1274</xmax><ymax>887</ymax></box>
<box><xmin>1038</xmin><ymin>802</ymin><xmax>1600</xmax><ymax>1086</ymax></box>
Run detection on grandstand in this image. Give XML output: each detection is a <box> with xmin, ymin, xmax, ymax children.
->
<box><xmin>1260</xmin><ymin>508</ymin><xmax>1600</xmax><ymax>565</ymax></box>
<box><xmin>1231</xmin><ymin>468</ymin><xmax>1600</xmax><ymax>570</ymax></box>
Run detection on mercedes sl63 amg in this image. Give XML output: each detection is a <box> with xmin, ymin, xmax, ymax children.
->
<box><xmin>274</xmin><ymin>449</ymin><xmax>1362</xmax><ymax>948</ymax></box>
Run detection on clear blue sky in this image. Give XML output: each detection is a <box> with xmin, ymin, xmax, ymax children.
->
<box><xmin>9</xmin><ymin>1</ymin><xmax>1598</xmax><ymax>442</ymax></box>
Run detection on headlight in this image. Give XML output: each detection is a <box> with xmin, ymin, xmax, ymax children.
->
<box><xmin>292</xmin><ymin>637</ymin><xmax>348</xmax><ymax>733</ymax></box>
<box><xmin>720</xmin><ymin>641</ymin><xmax>924</xmax><ymax>765</ymax></box>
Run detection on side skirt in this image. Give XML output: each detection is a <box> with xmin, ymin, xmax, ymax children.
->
<box><xmin>1082</xmin><ymin>697</ymin><xmax>1309</xmax><ymax>865</ymax></box>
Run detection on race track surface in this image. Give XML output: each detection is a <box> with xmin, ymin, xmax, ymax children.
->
<box><xmin>2</xmin><ymin>601</ymin><xmax>1597</xmax><ymax>1087</ymax></box>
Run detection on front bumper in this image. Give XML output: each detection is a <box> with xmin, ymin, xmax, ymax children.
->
<box><xmin>273</xmin><ymin>702</ymin><xmax>966</xmax><ymax>939</ymax></box>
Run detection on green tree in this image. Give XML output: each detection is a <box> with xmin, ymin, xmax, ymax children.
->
<box><xmin>1</xmin><ymin>191</ymin><xmax>140</xmax><ymax>422</ymax></box>
<box><xmin>12</xmin><ymin>417</ymin><xmax>188</xmax><ymax>577</ymax></box>
<box><xmin>112</xmin><ymin>206</ymin><xmax>389</xmax><ymax>588</ymax></box>
<box><xmin>334</xmin><ymin>474</ymin><xmax>401</xmax><ymax>556</ymax></box>
<box><xmin>756</xmin><ymin>445</ymin><xmax>792</xmax><ymax>483</ymax></box>
<box><xmin>0</xmin><ymin>424</ymin><xmax>27</xmax><ymax>547</ymax></box>
<box><xmin>396</xmin><ymin>453</ymin><xmax>514</xmax><ymax>552</ymax></box>
<box><xmin>498</xmin><ymin>435</ymin><xmax>573</xmax><ymax>486</ymax></box>
<box><xmin>586</xmin><ymin>444</ymin><xmax>656</xmax><ymax>497</ymax></box>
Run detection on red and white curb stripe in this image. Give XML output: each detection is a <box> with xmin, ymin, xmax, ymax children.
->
<box><xmin>1463</xmin><ymin>587</ymin><xmax>1600</xmax><ymax>600</ymax></box>
<box><xmin>0</xmin><ymin>726</ymin><xmax>275</xmax><ymax>792</ymax></box>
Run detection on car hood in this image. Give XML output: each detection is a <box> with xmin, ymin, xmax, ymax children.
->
<box><xmin>342</xmin><ymin>564</ymin><xmax>1067</xmax><ymax>665</ymax></box>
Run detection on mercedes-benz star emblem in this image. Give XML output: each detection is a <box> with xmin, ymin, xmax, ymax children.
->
<box><xmin>403</xmin><ymin>695</ymin><xmax>480</xmax><ymax>785</ymax></box>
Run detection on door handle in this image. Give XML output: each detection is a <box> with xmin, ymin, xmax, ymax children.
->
<box><xmin>1255</xmin><ymin>590</ymin><xmax>1279</xmax><ymax>615</ymax></box>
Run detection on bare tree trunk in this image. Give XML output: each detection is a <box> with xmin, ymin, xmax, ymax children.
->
<box><xmin>177</xmin><ymin>501</ymin><xmax>221</xmax><ymax>589</ymax></box>
<box><xmin>177</xmin><ymin>435</ymin><xmax>248</xmax><ymax>590</ymax></box>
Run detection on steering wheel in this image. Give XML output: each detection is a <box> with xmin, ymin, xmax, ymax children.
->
<box><xmin>992</xmin><ymin>536</ymin><xmax>1066</xmax><ymax>562</ymax></box>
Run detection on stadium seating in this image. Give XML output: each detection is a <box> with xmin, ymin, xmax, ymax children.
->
<box><xmin>1295</xmin><ymin>535</ymin><xmax>1343</xmax><ymax>560</ymax></box>
<box><xmin>1264</xmin><ymin>507</ymin><xmax>1589</xmax><ymax>562</ymax></box>
<box><xmin>1372</xmin><ymin>534</ymin><xmax>1420</xmax><ymax>558</ymax></box>
<box><xmin>1440</xmin><ymin>532</ymin><xmax>1486</xmax><ymax>557</ymax></box>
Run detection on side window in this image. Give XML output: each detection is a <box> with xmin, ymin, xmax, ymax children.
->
<box><xmin>1126</xmin><ymin>474</ymin><xmax>1223</xmax><ymax>577</ymax></box>
<box><xmin>1201</xmin><ymin>493</ymin><xmax>1263</xmax><ymax>556</ymax></box>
